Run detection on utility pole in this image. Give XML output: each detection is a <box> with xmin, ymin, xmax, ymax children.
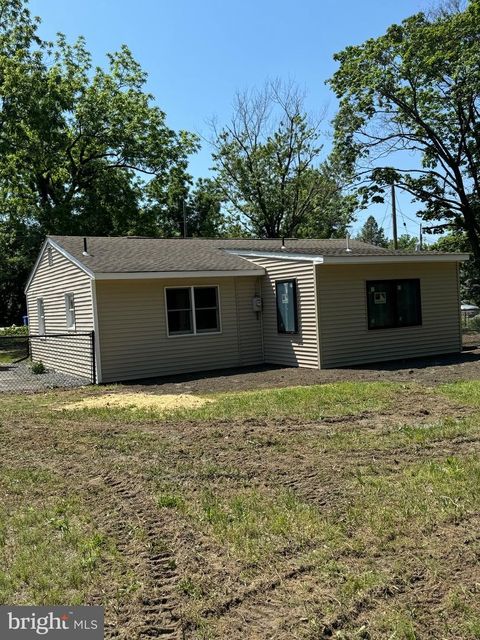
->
<box><xmin>391</xmin><ymin>182</ymin><xmax>398</xmax><ymax>250</ymax></box>
<box><xmin>419</xmin><ymin>224</ymin><xmax>423</xmax><ymax>251</ymax></box>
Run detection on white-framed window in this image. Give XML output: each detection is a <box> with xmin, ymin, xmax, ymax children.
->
<box><xmin>37</xmin><ymin>298</ymin><xmax>46</xmax><ymax>335</ymax></box>
<box><xmin>65</xmin><ymin>292</ymin><xmax>76</xmax><ymax>329</ymax></box>
<box><xmin>165</xmin><ymin>286</ymin><xmax>220</xmax><ymax>336</ymax></box>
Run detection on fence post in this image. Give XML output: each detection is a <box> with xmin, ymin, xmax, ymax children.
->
<box><xmin>90</xmin><ymin>330</ymin><xmax>96</xmax><ymax>384</ymax></box>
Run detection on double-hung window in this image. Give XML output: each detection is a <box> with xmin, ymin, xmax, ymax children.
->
<box><xmin>37</xmin><ymin>298</ymin><xmax>46</xmax><ymax>335</ymax></box>
<box><xmin>166</xmin><ymin>286</ymin><xmax>220</xmax><ymax>336</ymax></box>
<box><xmin>276</xmin><ymin>279</ymin><xmax>298</xmax><ymax>334</ymax></box>
<box><xmin>367</xmin><ymin>279</ymin><xmax>422</xmax><ymax>330</ymax></box>
<box><xmin>65</xmin><ymin>293</ymin><xmax>76</xmax><ymax>329</ymax></box>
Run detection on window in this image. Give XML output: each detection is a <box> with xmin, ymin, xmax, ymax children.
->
<box><xmin>276</xmin><ymin>279</ymin><xmax>298</xmax><ymax>334</ymax></box>
<box><xmin>166</xmin><ymin>286</ymin><xmax>220</xmax><ymax>336</ymax></box>
<box><xmin>166</xmin><ymin>288</ymin><xmax>193</xmax><ymax>335</ymax></box>
<box><xmin>367</xmin><ymin>279</ymin><xmax>421</xmax><ymax>330</ymax></box>
<box><xmin>37</xmin><ymin>298</ymin><xmax>45</xmax><ymax>335</ymax></box>
<box><xmin>194</xmin><ymin>287</ymin><xmax>220</xmax><ymax>333</ymax></box>
<box><xmin>65</xmin><ymin>293</ymin><xmax>76</xmax><ymax>329</ymax></box>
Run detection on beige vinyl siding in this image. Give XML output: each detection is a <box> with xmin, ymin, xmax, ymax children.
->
<box><xmin>245</xmin><ymin>258</ymin><xmax>319</xmax><ymax>368</ymax></box>
<box><xmin>25</xmin><ymin>244</ymin><xmax>94</xmax><ymax>379</ymax></box>
<box><xmin>234</xmin><ymin>277</ymin><xmax>264</xmax><ymax>366</ymax></box>
<box><xmin>316</xmin><ymin>262</ymin><xmax>462</xmax><ymax>368</ymax></box>
<box><xmin>96</xmin><ymin>275</ymin><xmax>262</xmax><ymax>382</ymax></box>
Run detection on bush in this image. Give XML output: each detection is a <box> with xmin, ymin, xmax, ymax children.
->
<box><xmin>467</xmin><ymin>314</ymin><xmax>480</xmax><ymax>332</ymax></box>
<box><xmin>31</xmin><ymin>360</ymin><xmax>46</xmax><ymax>375</ymax></box>
<box><xmin>0</xmin><ymin>325</ymin><xmax>29</xmax><ymax>337</ymax></box>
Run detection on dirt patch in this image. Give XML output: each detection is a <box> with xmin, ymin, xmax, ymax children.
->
<box><xmin>60</xmin><ymin>392</ymin><xmax>213</xmax><ymax>412</ymax></box>
<box><xmin>116</xmin><ymin>336</ymin><xmax>480</xmax><ymax>396</ymax></box>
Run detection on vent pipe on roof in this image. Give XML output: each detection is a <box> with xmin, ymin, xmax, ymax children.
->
<box><xmin>82</xmin><ymin>237</ymin><xmax>89</xmax><ymax>256</ymax></box>
<box><xmin>345</xmin><ymin>232</ymin><xmax>352</xmax><ymax>253</ymax></box>
<box><xmin>281</xmin><ymin>237</ymin><xmax>286</xmax><ymax>250</ymax></box>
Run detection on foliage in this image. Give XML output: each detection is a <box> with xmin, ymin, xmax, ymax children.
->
<box><xmin>0</xmin><ymin>0</ymin><xmax>199</xmax><ymax>324</ymax></box>
<box><xmin>31</xmin><ymin>360</ymin><xmax>45</xmax><ymax>374</ymax></box>
<box><xmin>0</xmin><ymin>325</ymin><xmax>28</xmax><ymax>336</ymax></box>
<box><xmin>147</xmin><ymin>177</ymin><xmax>226</xmax><ymax>238</ymax></box>
<box><xmin>430</xmin><ymin>232</ymin><xmax>479</xmax><ymax>302</ymax></box>
<box><xmin>328</xmin><ymin>0</ymin><xmax>480</xmax><ymax>261</ymax></box>
<box><xmin>356</xmin><ymin>215</ymin><xmax>388</xmax><ymax>247</ymax></box>
<box><xmin>186</xmin><ymin>178</ymin><xmax>226</xmax><ymax>237</ymax></box>
<box><xmin>211</xmin><ymin>79</ymin><xmax>356</xmax><ymax>238</ymax></box>
<box><xmin>467</xmin><ymin>314</ymin><xmax>480</xmax><ymax>331</ymax></box>
<box><xmin>388</xmin><ymin>234</ymin><xmax>418</xmax><ymax>251</ymax></box>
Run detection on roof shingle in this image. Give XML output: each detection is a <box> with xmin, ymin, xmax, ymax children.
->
<box><xmin>47</xmin><ymin>235</ymin><xmax>460</xmax><ymax>274</ymax></box>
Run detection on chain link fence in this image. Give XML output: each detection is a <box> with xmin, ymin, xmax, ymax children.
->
<box><xmin>0</xmin><ymin>332</ymin><xmax>95</xmax><ymax>393</ymax></box>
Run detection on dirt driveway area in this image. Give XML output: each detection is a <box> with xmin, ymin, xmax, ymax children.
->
<box><xmin>121</xmin><ymin>333</ymin><xmax>480</xmax><ymax>395</ymax></box>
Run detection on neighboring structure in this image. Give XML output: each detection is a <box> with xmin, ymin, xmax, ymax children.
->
<box><xmin>25</xmin><ymin>236</ymin><xmax>469</xmax><ymax>383</ymax></box>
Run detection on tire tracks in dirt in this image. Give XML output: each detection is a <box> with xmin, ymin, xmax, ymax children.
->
<box><xmin>95</xmin><ymin>472</ymin><xmax>184</xmax><ymax>640</ymax></box>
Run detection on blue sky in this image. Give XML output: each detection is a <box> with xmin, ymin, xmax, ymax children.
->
<box><xmin>29</xmin><ymin>0</ymin><xmax>431</xmax><ymax>239</ymax></box>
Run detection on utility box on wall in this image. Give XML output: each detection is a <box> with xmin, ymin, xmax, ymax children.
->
<box><xmin>252</xmin><ymin>296</ymin><xmax>262</xmax><ymax>312</ymax></box>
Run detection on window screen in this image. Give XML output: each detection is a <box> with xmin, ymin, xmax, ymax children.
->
<box><xmin>65</xmin><ymin>293</ymin><xmax>76</xmax><ymax>329</ymax></box>
<box><xmin>276</xmin><ymin>280</ymin><xmax>298</xmax><ymax>334</ymax></box>
<box><xmin>367</xmin><ymin>279</ymin><xmax>421</xmax><ymax>330</ymax></box>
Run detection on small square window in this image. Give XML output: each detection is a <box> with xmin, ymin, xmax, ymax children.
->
<box><xmin>165</xmin><ymin>286</ymin><xmax>220</xmax><ymax>335</ymax></box>
<box><xmin>367</xmin><ymin>279</ymin><xmax>421</xmax><ymax>329</ymax></box>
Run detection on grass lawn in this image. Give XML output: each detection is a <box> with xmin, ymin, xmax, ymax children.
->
<box><xmin>0</xmin><ymin>349</ymin><xmax>25</xmax><ymax>364</ymax></box>
<box><xmin>0</xmin><ymin>380</ymin><xmax>479</xmax><ymax>639</ymax></box>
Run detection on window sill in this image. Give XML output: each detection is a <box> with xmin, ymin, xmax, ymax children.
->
<box><xmin>368</xmin><ymin>324</ymin><xmax>422</xmax><ymax>331</ymax></box>
<box><xmin>167</xmin><ymin>330</ymin><xmax>222</xmax><ymax>338</ymax></box>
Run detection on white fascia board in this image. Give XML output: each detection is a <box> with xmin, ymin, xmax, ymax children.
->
<box><xmin>321</xmin><ymin>253</ymin><xmax>470</xmax><ymax>265</ymax></box>
<box><xmin>224</xmin><ymin>249</ymin><xmax>323</xmax><ymax>263</ymax></box>
<box><xmin>25</xmin><ymin>238</ymin><xmax>95</xmax><ymax>293</ymax></box>
<box><xmin>226</xmin><ymin>249</ymin><xmax>470</xmax><ymax>265</ymax></box>
<box><xmin>24</xmin><ymin>239</ymin><xmax>48</xmax><ymax>293</ymax></box>
<box><xmin>48</xmin><ymin>238</ymin><xmax>96</xmax><ymax>278</ymax></box>
<box><xmin>94</xmin><ymin>269</ymin><xmax>265</xmax><ymax>280</ymax></box>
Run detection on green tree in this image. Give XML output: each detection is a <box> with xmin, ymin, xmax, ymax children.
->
<box><xmin>388</xmin><ymin>234</ymin><xmax>418</xmax><ymax>250</ymax></box>
<box><xmin>0</xmin><ymin>0</ymin><xmax>199</xmax><ymax>324</ymax></box>
<box><xmin>328</xmin><ymin>0</ymin><xmax>480</xmax><ymax>258</ymax></box>
<box><xmin>356</xmin><ymin>216</ymin><xmax>388</xmax><ymax>247</ymax></box>
<box><xmin>211</xmin><ymin>79</ymin><xmax>355</xmax><ymax>238</ymax></box>
<box><xmin>186</xmin><ymin>178</ymin><xmax>225</xmax><ymax>237</ymax></box>
<box><xmin>429</xmin><ymin>232</ymin><xmax>480</xmax><ymax>302</ymax></box>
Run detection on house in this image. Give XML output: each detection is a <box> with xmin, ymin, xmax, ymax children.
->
<box><xmin>25</xmin><ymin>236</ymin><xmax>469</xmax><ymax>383</ymax></box>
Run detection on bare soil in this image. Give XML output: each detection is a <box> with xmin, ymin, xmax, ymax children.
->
<box><xmin>120</xmin><ymin>334</ymin><xmax>480</xmax><ymax>395</ymax></box>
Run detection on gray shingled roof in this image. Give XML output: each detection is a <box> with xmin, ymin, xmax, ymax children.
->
<box><xmin>48</xmin><ymin>236</ymin><xmax>458</xmax><ymax>274</ymax></box>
